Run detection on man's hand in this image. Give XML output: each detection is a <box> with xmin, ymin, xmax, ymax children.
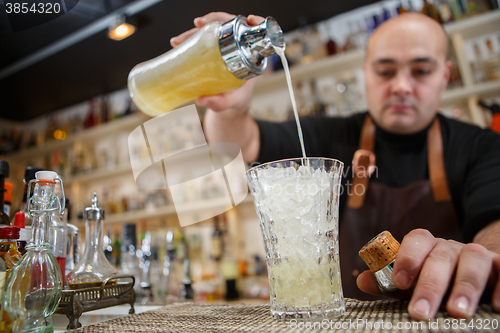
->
<box><xmin>170</xmin><ymin>12</ymin><xmax>263</xmax><ymax>112</ymax></box>
<box><xmin>356</xmin><ymin>228</ymin><xmax>500</xmax><ymax>320</ymax></box>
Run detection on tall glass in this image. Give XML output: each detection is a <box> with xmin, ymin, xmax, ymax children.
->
<box><xmin>246</xmin><ymin>158</ymin><xmax>345</xmax><ymax>320</ymax></box>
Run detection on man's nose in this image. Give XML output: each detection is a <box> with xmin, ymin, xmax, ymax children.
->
<box><xmin>391</xmin><ymin>72</ymin><xmax>413</xmax><ymax>97</ymax></box>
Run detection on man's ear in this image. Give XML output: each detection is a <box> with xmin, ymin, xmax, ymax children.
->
<box><xmin>442</xmin><ymin>60</ymin><xmax>452</xmax><ymax>91</ymax></box>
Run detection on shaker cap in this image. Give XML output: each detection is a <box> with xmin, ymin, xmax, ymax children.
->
<box><xmin>218</xmin><ymin>16</ymin><xmax>285</xmax><ymax>80</ymax></box>
<box><xmin>359</xmin><ymin>230</ymin><xmax>400</xmax><ymax>273</ymax></box>
<box><xmin>84</xmin><ymin>193</ymin><xmax>105</xmax><ymax>220</ymax></box>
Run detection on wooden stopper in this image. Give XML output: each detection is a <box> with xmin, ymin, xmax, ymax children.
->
<box><xmin>359</xmin><ymin>231</ymin><xmax>400</xmax><ymax>273</ymax></box>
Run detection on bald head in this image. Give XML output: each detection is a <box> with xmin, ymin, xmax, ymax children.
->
<box><xmin>363</xmin><ymin>13</ymin><xmax>453</xmax><ymax>135</ymax></box>
<box><xmin>366</xmin><ymin>13</ymin><xmax>449</xmax><ymax>62</ymax></box>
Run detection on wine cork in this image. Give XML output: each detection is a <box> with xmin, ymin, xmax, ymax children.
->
<box><xmin>359</xmin><ymin>231</ymin><xmax>400</xmax><ymax>273</ymax></box>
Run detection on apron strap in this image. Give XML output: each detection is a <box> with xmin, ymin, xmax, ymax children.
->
<box><xmin>348</xmin><ymin>116</ymin><xmax>376</xmax><ymax>209</ymax></box>
<box><xmin>428</xmin><ymin>117</ymin><xmax>452</xmax><ymax>202</ymax></box>
<box><xmin>347</xmin><ymin>114</ymin><xmax>451</xmax><ymax>209</ymax></box>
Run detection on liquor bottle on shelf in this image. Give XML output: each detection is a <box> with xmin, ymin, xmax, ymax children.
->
<box><xmin>448</xmin><ymin>47</ymin><xmax>463</xmax><ymax>89</ymax></box>
<box><xmin>421</xmin><ymin>0</ymin><xmax>443</xmax><ymax>23</ymax></box>
<box><xmin>485</xmin><ymin>38</ymin><xmax>500</xmax><ymax>81</ymax></box>
<box><xmin>13</xmin><ymin>212</ymin><xmax>29</xmax><ymax>255</ymax></box>
<box><xmin>138</xmin><ymin>231</ymin><xmax>153</xmax><ymax>304</ymax></box>
<box><xmin>13</xmin><ymin>166</ymin><xmax>44</xmax><ymax>227</ymax></box>
<box><xmin>160</xmin><ymin>230</ymin><xmax>182</xmax><ymax>304</ymax></box>
<box><xmin>0</xmin><ymin>161</ymin><xmax>10</xmax><ymax>227</ymax></box>
<box><xmin>436</xmin><ymin>0</ymin><xmax>455</xmax><ymax>22</ymax></box>
<box><xmin>466</xmin><ymin>0</ymin><xmax>492</xmax><ymax>15</ymax></box>
<box><xmin>472</xmin><ymin>42</ymin><xmax>487</xmax><ymax>83</ymax></box>
<box><xmin>103</xmin><ymin>224</ymin><xmax>114</xmax><ymax>264</ymax></box>
<box><xmin>448</xmin><ymin>0</ymin><xmax>464</xmax><ymax>20</ymax></box>
<box><xmin>211</xmin><ymin>216</ymin><xmax>223</xmax><ymax>261</ymax></box>
<box><xmin>181</xmin><ymin>257</ymin><xmax>194</xmax><ymax>300</ymax></box>
<box><xmin>0</xmin><ymin>226</ymin><xmax>23</xmax><ymax>332</ymax></box>
<box><xmin>4</xmin><ymin>182</ymin><xmax>12</xmax><ymax>218</ymax></box>
<box><xmin>119</xmin><ymin>223</ymin><xmax>139</xmax><ymax>290</ymax></box>
<box><xmin>112</xmin><ymin>232</ymin><xmax>121</xmax><ymax>268</ymax></box>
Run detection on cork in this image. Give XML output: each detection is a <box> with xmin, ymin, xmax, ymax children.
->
<box><xmin>359</xmin><ymin>231</ymin><xmax>400</xmax><ymax>273</ymax></box>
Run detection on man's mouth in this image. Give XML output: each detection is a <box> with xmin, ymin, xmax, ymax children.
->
<box><xmin>388</xmin><ymin>104</ymin><xmax>412</xmax><ymax>112</ymax></box>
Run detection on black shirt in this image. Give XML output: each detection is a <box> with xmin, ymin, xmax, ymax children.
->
<box><xmin>256</xmin><ymin>111</ymin><xmax>500</xmax><ymax>242</ymax></box>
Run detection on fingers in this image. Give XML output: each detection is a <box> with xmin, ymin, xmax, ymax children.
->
<box><xmin>356</xmin><ymin>270</ymin><xmax>413</xmax><ymax>299</ymax></box>
<box><xmin>407</xmin><ymin>239</ymin><xmax>462</xmax><ymax>320</ymax></box>
<box><xmin>356</xmin><ymin>270</ymin><xmax>383</xmax><ymax>296</ymax></box>
<box><xmin>492</xmin><ymin>255</ymin><xmax>500</xmax><ymax>313</ymax></box>
<box><xmin>171</xmin><ymin>12</ymin><xmax>236</xmax><ymax>47</ymax></box>
<box><xmin>172</xmin><ymin>13</ymin><xmax>264</xmax><ymax>48</ymax></box>
<box><xmin>196</xmin><ymin>77</ymin><xmax>258</xmax><ymax>112</ymax></box>
<box><xmin>170</xmin><ymin>27</ymin><xmax>198</xmax><ymax>47</ymax></box>
<box><xmin>392</xmin><ymin>229</ymin><xmax>437</xmax><ymax>290</ymax></box>
<box><xmin>194</xmin><ymin>12</ymin><xmax>236</xmax><ymax>28</ymax></box>
<box><xmin>446</xmin><ymin>244</ymin><xmax>492</xmax><ymax>317</ymax></box>
<box><xmin>247</xmin><ymin>14</ymin><xmax>265</xmax><ymax>25</ymax></box>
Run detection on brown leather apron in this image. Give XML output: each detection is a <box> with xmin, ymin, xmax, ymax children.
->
<box><xmin>339</xmin><ymin>115</ymin><xmax>463</xmax><ymax>300</ymax></box>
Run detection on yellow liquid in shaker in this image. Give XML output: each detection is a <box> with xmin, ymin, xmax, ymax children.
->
<box><xmin>128</xmin><ymin>23</ymin><xmax>246</xmax><ymax>117</ymax></box>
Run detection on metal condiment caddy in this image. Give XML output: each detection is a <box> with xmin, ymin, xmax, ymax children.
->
<box><xmin>56</xmin><ymin>193</ymin><xmax>136</xmax><ymax>329</ymax></box>
<box><xmin>55</xmin><ymin>275</ymin><xmax>136</xmax><ymax>329</ymax></box>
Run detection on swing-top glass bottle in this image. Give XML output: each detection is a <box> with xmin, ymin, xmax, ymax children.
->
<box><xmin>3</xmin><ymin>171</ymin><xmax>64</xmax><ymax>333</ymax></box>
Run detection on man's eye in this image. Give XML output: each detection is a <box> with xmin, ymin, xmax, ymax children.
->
<box><xmin>377</xmin><ymin>70</ymin><xmax>394</xmax><ymax>77</ymax></box>
<box><xmin>413</xmin><ymin>69</ymin><xmax>431</xmax><ymax>76</ymax></box>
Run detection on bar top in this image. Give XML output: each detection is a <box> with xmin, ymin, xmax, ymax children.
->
<box><xmin>71</xmin><ymin>298</ymin><xmax>499</xmax><ymax>332</ymax></box>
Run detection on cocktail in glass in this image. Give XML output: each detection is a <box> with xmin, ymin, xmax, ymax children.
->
<box><xmin>246</xmin><ymin>157</ymin><xmax>345</xmax><ymax>320</ymax></box>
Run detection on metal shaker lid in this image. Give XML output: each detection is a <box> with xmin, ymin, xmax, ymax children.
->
<box><xmin>84</xmin><ymin>192</ymin><xmax>105</xmax><ymax>220</ymax></box>
<box><xmin>219</xmin><ymin>16</ymin><xmax>285</xmax><ymax>80</ymax></box>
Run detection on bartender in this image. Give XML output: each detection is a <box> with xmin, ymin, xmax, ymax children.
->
<box><xmin>172</xmin><ymin>12</ymin><xmax>500</xmax><ymax>320</ymax></box>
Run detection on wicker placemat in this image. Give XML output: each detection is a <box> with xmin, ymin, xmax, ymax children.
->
<box><xmin>69</xmin><ymin>299</ymin><xmax>499</xmax><ymax>332</ymax></box>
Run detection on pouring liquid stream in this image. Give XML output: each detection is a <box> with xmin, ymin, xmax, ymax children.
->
<box><xmin>273</xmin><ymin>46</ymin><xmax>307</xmax><ymax>160</ymax></box>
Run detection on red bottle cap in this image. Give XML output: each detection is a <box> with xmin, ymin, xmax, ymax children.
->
<box><xmin>13</xmin><ymin>212</ymin><xmax>25</xmax><ymax>229</ymax></box>
<box><xmin>0</xmin><ymin>226</ymin><xmax>21</xmax><ymax>240</ymax></box>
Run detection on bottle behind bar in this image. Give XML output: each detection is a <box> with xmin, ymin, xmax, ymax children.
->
<box><xmin>0</xmin><ymin>161</ymin><xmax>10</xmax><ymax>227</ymax></box>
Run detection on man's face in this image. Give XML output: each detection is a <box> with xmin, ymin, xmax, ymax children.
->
<box><xmin>364</xmin><ymin>17</ymin><xmax>451</xmax><ymax>134</ymax></box>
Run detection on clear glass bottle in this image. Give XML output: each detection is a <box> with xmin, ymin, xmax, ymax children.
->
<box><xmin>50</xmin><ymin>179</ymin><xmax>68</xmax><ymax>285</ymax></box>
<box><xmin>4</xmin><ymin>171</ymin><xmax>64</xmax><ymax>333</ymax></box>
<box><xmin>65</xmin><ymin>223</ymin><xmax>80</xmax><ymax>281</ymax></box>
<box><xmin>138</xmin><ymin>231</ymin><xmax>153</xmax><ymax>304</ymax></box>
<box><xmin>119</xmin><ymin>224</ymin><xmax>138</xmax><ymax>276</ymax></box>
<box><xmin>66</xmin><ymin>193</ymin><xmax>118</xmax><ymax>289</ymax></box>
<box><xmin>128</xmin><ymin>16</ymin><xmax>285</xmax><ymax>116</ymax></box>
<box><xmin>160</xmin><ymin>230</ymin><xmax>181</xmax><ymax>304</ymax></box>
